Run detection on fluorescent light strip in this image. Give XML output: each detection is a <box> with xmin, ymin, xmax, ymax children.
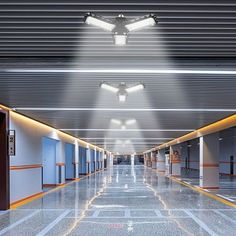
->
<box><xmin>81</xmin><ymin>138</ymin><xmax>173</xmax><ymax>140</ymax></box>
<box><xmin>60</xmin><ymin>129</ymin><xmax>193</xmax><ymax>132</ymax></box>
<box><xmin>7</xmin><ymin>69</ymin><xmax>236</xmax><ymax>75</ymax></box>
<box><xmin>94</xmin><ymin>143</ymin><xmax>163</xmax><ymax>144</ymax></box>
<box><xmin>14</xmin><ymin>108</ymin><xmax>236</xmax><ymax>112</ymax></box>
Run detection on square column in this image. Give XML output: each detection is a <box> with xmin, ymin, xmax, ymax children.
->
<box><xmin>74</xmin><ymin>141</ymin><xmax>79</xmax><ymax>179</ymax></box>
<box><xmin>157</xmin><ymin>149</ymin><xmax>165</xmax><ymax>172</ymax></box>
<box><xmin>147</xmin><ymin>153</ymin><xmax>152</xmax><ymax>167</ymax></box>
<box><xmin>199</xmin><ymin>133</ymin><xmax>219</xmax><ymax>189</ymax></box>
<box><xmin>86</xmin><ymin>148</ymin><xmax>91</xmax><ymax>174</ymax></box>
<box><xmin>144</xmin><ymin>153</ymin><xmax>148</xmax><ymax>166</ymax></box>
<box><xmin>165</xmin><ymin>151</ymin><xmax>170</xmax><ymax>176</ymax></box>
<box><xmin>151</xmin><ymin>151</ymin><xmax>157</xmax><ymax>169</ymax></box>
<box><xmin>170</xmin><ymin>146</ymin><xmax>181</xmax><ymax>177</ymax></box>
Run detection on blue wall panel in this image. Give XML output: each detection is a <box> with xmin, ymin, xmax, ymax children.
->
<box><xmin>79</xmin><ymin>146</ymin><xmax>87</xmax><ymax>174</ymax></box>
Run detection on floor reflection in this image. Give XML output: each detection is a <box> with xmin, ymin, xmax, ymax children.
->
<box><xmin>1</xmin><ymin>165</ymin><xmax>236</xmax><ymax>235</ymax></box>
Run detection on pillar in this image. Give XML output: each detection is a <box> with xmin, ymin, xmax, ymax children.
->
<box><xmin>165</xmin><ymin>150</ymin><xmax>170</xmax><ymax>176</ymax></box>
<box><xmin>151</xmin><ymin>151</ymin><xmax>157</xmax><ymax>169</ymax></box>
<box><xmin>94</xmin><ymin>148</ymin><xmax>96</xmax><ymax>172</ymax></box>
<box><xmin>86</xmin><ymin>147</ymin><xmax>91</xmax><ymax>174</ymax></box>
<box><xmin>131</xmin><ymin>154</ymin><xmax>135</xmax><ymax>166</ymax></box>
<box><xmin>157</xmin><ymin>149</ymin><xmax>165</xmax><ymax>172</ymax></box>
<box><xmin>101</xmin><ymin>151</ymin><xmax>104</xmax><ymax>169</ymax></box>
<box><xmin>170</xmin><ymin>145</ymin><xmax>181</xmax><ymax>177</ymax></box>
<box><xmin>74</xmin><ymin>141</ymin><xmax>79</xmax><ymax>179</ymax></box>
<box><xmin>199</xmin><ymin>133</ymin><xmax>219</xmax><ymax>189</ymax></box>
<box><xmin>144</xmin><ymin>153</ymin><xmax>148</xmax><ymax>166</ymax></box>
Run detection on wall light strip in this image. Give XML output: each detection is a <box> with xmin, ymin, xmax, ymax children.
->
<box><xmin>6</xmin><ymin>69</ymin><xmax>236</xmax><ymax>75</ymax></box>
<box><xmin>60</xmin><ymin>129</ymin><xmax>193</xmax><ymax>132</ymax></box>
<box><xmin>145</xmin><ymin>113</ymin><xmax>236</xmax><ymax>153</ymax></box>
<box><xmin>14</xmin><ymin>108</ymin><xmax>236</xmax><ymax>112</ymax></box>
<box><xmin>0</xmin><ymin>104</ymin><xmax>106</xmax><ymax>152</ymax></box>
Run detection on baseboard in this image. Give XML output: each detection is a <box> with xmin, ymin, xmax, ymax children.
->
<box><xmin>10</xmin><ymin>191</ymin><xmax>43</xmax><ymax>208</ymax></box>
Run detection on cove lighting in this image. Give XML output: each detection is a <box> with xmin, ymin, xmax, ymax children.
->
<box><xmin>84</xmin><ymin>13</ymin><xmax>158</xmax><ymax>45</ymax></box>
<box><xmin>100</xmin><ymin>82</ymin><xmax>144</xmax><ymax>102</ymax></box>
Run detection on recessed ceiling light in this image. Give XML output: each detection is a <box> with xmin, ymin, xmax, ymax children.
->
<box><xmin>84</xmin><ymin>13</ymin><xmax>158</xmax><ymax>45</ymax></box>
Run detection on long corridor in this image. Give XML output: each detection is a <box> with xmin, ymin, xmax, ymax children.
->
<box><xmin>1</xmin><ymin>166</ymin><xmax>236</xmax><ymax>235</ymax></box>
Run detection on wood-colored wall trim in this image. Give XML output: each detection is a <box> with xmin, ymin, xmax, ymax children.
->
<box><xmin>10</xmin><ymin>164</ymin><xmax>42</xmax><ymax>170</ymax></box>
<box><xmin>56</xmin><ymin>162</ymin><xmax>65</xmax><ymax>166</ymax></box>
<box><xmin>200</xmin><ymin>164</ymin><xmax>219</xmax><ymax>168</ymax></box>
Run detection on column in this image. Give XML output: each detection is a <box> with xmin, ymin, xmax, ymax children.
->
<box><xmin>170</xmin><ymin>145</ymin><xmax>181</xmax><ymax>177</ymax></box>
<box><xmin>74</xmin><ymin>141</ymin><xmax>79</xmax><ymax>179</ymax></box>
<box><xmin>157</xmin><ymin>149</ymin><xmax>165</xmax><ymax>172</ymax></box>
<box><xmin>86</xmin><ymin>147</ymin><xmax>91</xmax><ymax>174</ymax></box>
<box><xmin>165</xmin><ymin>150</ymin><xmax>170</xmax><ymax>176</ymax></box>
<box><xmin>147</xmin><ymin>152</ymin><xmax>151</xmax><ymax>167</ymax></box>
<box><xmin>100</xmin><ymin>150</ymin><xmax>105</xmax><ymax>170</ymax></box>
<box><xmin>144</xmin><ymin>153</ymin><xmax>147</xmax><ymax>166</ymax></box>
<box><xmin>56</xmin><ymin>142</ymin><xmax>65</xmax><ymax>185</ymax></box>
<box><xmin>151</xmin><ymin>151</ymin><xmax>157</xmax><ymax>169</ymax></box>
<box><xmin>131</xmin><ymin>154</ymin><xmax>135</xmax><ymax>166</ymax></box>
<box><xmin>199</xmin><ymin>133</ymin><xmax>219</xmax><ymax>189</ymax></box>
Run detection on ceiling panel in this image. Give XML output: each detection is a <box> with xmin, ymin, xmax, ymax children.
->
<box><xmin>0</xmin><ymin>0</ymin><xmax>236</xmax><ymax>154</ymax></box>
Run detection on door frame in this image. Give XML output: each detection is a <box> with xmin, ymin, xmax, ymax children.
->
<box><xmin>0</xmin><ymin>110</ymin><xmax>9</xmax><ymax>210</ymax></box>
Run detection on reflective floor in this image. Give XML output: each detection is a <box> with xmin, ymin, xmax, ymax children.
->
<box><xmin>181</xmin><ymin>168</ymin><xmax>236</xmax><ymax>203</ymax></box>
<box><xmin>1</xmin><ymin>165</ymin><xmax>236</xmax><ymax>235</ymax></box>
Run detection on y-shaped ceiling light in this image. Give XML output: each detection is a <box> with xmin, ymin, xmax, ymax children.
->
<box><xmin>84</xmin><ymin>13</ymin><xmax>158</xmax><ymax>45</ymax></box>
<box><xmin>111</xmin><ymin>118</ymin><xmax>137</xmax><ymax>130</ymax></box>
<box><xmin>100</xmin><ymin>82</ymin><xmax>144</xmax><ymax>102</ymax></box>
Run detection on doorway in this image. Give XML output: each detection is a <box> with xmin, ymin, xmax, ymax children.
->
<box><xmin>0</xmin><ymin>111</ymin><xmax>9</xmax><ymax>210</ymax></box>
<box><xmin>42</xmin><ymin>137</ymin><xmax>57</xmax><ymax>187</ymax></box>
<box><xmin>65</xmin><ymin>143</ymin><xmax>75</xmax><ymax>180</ymax></box>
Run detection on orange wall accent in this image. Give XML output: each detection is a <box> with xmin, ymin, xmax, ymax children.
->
<box><xmin>10</xmin><ymin>164</ymin><xmax>42</xmax><ymax>170</ymax></box>
<box><xmin>200</xmin><ymin>164</ymin><xmax>219</xmax><ymax>168</ymax></box>
<box><xmin>56</xmin><ymin>162</ymin><xmax>65</xmax><ymax>166</ymax></box>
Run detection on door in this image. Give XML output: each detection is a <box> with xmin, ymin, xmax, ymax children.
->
<box><xmin>65</xmin><ymin>143</ymin><xmax>75</xmax><ymax>180</ymax></box>
<box><xmin>42</xmin><ymin>137</ymin><xmax>57</xmax><ymax>186</ymax></box>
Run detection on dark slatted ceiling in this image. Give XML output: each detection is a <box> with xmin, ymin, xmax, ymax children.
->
<box><xmin>0</xmin><ymin>0</ymin><xmax>236</xmax><ymax>153</ymax></box>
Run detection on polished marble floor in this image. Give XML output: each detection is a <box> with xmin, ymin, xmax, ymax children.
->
<box><xmin>181</xmin><ymin>168</ymin><xmax>236</xmax><ymax>203</ymax></box>
<box><xmin>1</xmin><ymin>165</ymin><xmax>236</xmax><ymax>235</ymax></box>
